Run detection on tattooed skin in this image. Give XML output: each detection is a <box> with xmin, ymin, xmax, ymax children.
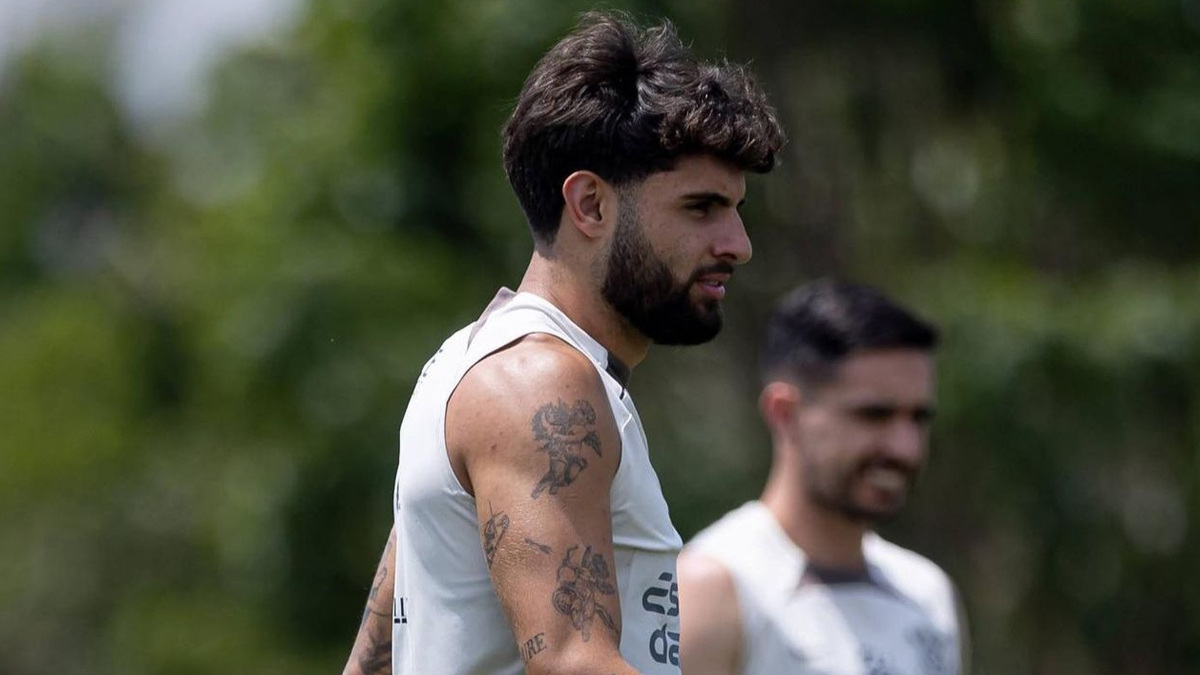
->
<box><xmin>552</xmin><ymin>545</ymin><xmax>618</xmax><ymax>641</ymax></box>
<box><xmin>530</xmin><ymin>399</ymin><xmax>602</xmax><ymax>498</ymax></box>
<box><xmin>349</xmin><ymin>534</ymin><xmax>395</xmax><ymax>675</ymax></box>
<box><xmin>520</xmin><ymin>632</ymin><xmax>548</xmax><ymax>662</ymax></box>
<box><xmin>482</xmin><ymin>503</ymin><xmax>510</xmax><ymax>568</ymax></box>
<box><xmin>525</xmin><ymin>538</ymin><xmax>553</xmax><ymax>555</ymax></box>
<box><xmin>356</xmin><ymin>627</ymin><xmax>392</xmax><ymax>675</ymax></box>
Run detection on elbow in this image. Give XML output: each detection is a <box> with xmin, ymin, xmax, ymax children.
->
<box><xmin>524</xmin><ymin>647</ymin><xmax>626</xmax><ymax>675</ymax></box>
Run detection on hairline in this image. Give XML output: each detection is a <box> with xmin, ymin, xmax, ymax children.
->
<box><xmin>765</xmin><ymin>344</ymin><xmax>939</xmax><ymax>394</ymax></box>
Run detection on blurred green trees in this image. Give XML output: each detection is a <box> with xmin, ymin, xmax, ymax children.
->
<box><xmin>1</xmin><ymin>1</ymin><xmax>1197</xmax><ymax>674</ymax></box>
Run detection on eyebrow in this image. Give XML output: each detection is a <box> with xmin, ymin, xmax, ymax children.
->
<box><xmin>845</xmin><ymin>402</ymin><xmax>937</xmax><ymax>418</ymax></box>
<box><xmin>681</xmin><ymin>191</ymin><xmax>746</xmax><ymax>208</ymax></box>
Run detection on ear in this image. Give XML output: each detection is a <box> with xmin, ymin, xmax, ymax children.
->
<box><xmin>562</xmin><ymin>171</ymin><xmax>616</xmax><ymax>240</ymax></box>
<box><xmin>759</xmin><ymin>381</ymin><xmax>801</xmax><ymax>439</ymax></box>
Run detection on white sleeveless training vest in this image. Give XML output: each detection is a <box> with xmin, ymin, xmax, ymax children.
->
<box><xmin>392</xmin><ymin>289</ymin><xmax>683</xmax><ymax>675</ymax></box>
<box><xmin>686</xmin><ymin>501</ymin><xmax>964</xmax><ymax>675</ymax></box>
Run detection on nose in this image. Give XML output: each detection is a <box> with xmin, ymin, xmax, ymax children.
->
<box><xmin>884</xmin><ymin>419</ymin><xmax>926</xmax><ymax>468</ymax></box>
<box><xmin>714</xmin><ymin>211</ymin><xmax>752</xmax><ymax>265</ymax></box>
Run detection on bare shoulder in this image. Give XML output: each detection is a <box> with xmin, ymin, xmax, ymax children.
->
<box><xmin>447</xmin><ymin>333</ymin><xmax>616</xmax><ymax>495</ymax></box>
<box><xmin>678</xmin><ymin>549</ymin><xmax>739</xmax><ymax>602</ymax></box>
<box><xmin>678</xmin><ymin>549</ymin><xmax>743</xmax><ymax>675</ymax></box>
<box><xmin>450</xmin><ymin>333</ymin><xmax>607</xmax><ymax>427</ymax></box>
<box><xmin>461</xmin><ymin>333</ymin><xmax>602</xmax><ymax>400</ymax></box>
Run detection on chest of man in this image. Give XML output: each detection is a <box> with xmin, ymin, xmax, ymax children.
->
<box><xmin>754</xmin><ymin>584</ymin><xmax>955</xmax><ymax>675</ymax></box>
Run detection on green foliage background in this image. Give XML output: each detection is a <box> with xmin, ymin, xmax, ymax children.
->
<box><xmin>1</xmin><ymin>0</ymin><xmax>1198</xmax><ymax>673</ymax></box>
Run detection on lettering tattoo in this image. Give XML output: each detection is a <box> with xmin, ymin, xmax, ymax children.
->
<box><xmin>520</xmin><ymin>632</ymin><xmax>548</xmax><ymax>662</ymax></box>
<box><xmin>482</xmin><ymin>503</ymin><xmax>510</xmax><ymax>568</ymax></box>
<box><xmin>552</xmin><ymin>544</ymin><xmax>618</xmax><ymax>641</ymax></box>
<box><xmin>530</xmin><ymin>399</ymin><xmax>602</xmax><ymax>498</ymax></box>
<box><xmin>525</xmin><ymin>538</ymin><xmax>552</xmax><ymax>555</ymax></box>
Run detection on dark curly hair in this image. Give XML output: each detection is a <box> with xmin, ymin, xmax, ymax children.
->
<box><xmin>502</xmin><ymin>12</ymin><xmax>786</xmax><ymax>248</ymax></box>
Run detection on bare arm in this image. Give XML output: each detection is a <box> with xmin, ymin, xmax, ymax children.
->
<box><xmin>448</xmin><ymin>336</ymin><xmax>643</xmax><ymax>675</ymax></box>
<box><xmin>342</xmin><ymin>527</ymin><xmax>396</xmax><ymax>675</ymax></box>
<box><xmin>677</xmin><ymin>550</ymin><xmax>743</xmax><ymax>675</ymax></box>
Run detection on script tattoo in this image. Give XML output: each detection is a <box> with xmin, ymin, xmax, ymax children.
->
<box><xmin>525</xmin><ymin>538</ymin><xmax>553</xmax><ymax>555</ymax></box>
<box><xmin>520</xmin><ymin>632</ymin><xmax>548</xmax><ymax>662</ymax></box>
<box><xmin>482</xmin><ymin>503</ymin><xmax>510</xmax><ymax>568</ymax></box>
<box><xmin>530</xmin><ymin>399</ymin><xmax>602</xmax><ymax>498</ymax></box>
<box><xmin>552</xmin><ymin>544</ymin><xmax>617</xmax><ymax>641</ymax></box>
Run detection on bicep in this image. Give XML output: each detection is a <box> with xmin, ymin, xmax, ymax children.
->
<box><xmin>677</xmin><ymin>551</ymin><xmax>743</xmax><ymax>675</ymax></box>
<box><xmin>449</xmin><ymin>347</ymin><xmax>627</xmax><ymax>672</ymax></box>
<box><xmin>476</xmin><ymin>455</ymin><xmax>622</xmax><ymax>667</ymax></box>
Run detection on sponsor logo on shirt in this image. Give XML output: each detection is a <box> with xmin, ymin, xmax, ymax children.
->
<box><xmin>642</xmin><ymin>572</ymin><xmax>680</xmax><ymax>666</ymax></box>
<box><xmin>394</xmin><ymin>597</ymin><xmax>408</xmax><ymax>625</ymax></box>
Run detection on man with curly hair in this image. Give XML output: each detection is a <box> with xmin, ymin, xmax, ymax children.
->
<box><xmin>343</xmin><ymin>12</ymin><xmax>784</xmax><ymax>675</ymax></box>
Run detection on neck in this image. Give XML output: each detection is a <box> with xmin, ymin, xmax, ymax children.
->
<box><xmin>516</xmin><ymin>251</ymin><xmax>651</xmax><ymax>369</ymax></box>
<box><xmin>760</xmin><ymin>457</ymin><xmax>869</xmax><ymax>572</ymax></box>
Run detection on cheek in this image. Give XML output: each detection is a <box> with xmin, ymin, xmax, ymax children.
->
<box><xmin>806</xmin><ymin>421</ymin><xmax>873</xmax><ymax>462</ymax></box>
<box><xmin>646</xmin><ymin>221</ymin><xmax>702</xmax><ymax>268</ymax></box>
<box><xmin>798</xmin><ymin>421</ymin><xmax>844</xmax><ymax>462</ymax></box>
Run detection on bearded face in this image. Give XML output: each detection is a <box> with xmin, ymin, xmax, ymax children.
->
<box><xmin>601</xmin><ymin>200</ymin><xmax>730</xmax><ymax>346</ymax></box>
<box><xmin>800</xmin><ymin>450</ymin><xmax>918</xmax><ymax>524</ymax></box>
<box><xmin>791</xmin><ymin>350</ymin><xmax>936</xmax><ymax>525</ymax></box>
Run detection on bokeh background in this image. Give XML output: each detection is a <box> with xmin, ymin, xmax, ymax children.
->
<box><xmin>2</xmin><ymin>0</ymin><xmax>1198</xmax><ymax>673</ymax></box>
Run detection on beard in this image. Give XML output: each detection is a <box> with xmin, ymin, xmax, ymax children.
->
<box><xmin>600</xmin><ymin>201</ymin><xmax>730</xmax><ymax>345</ymax></box>
<box><xmin>804</xmin><ymin>456</ymin><xmax>918</xmax><ymax>524</ymax></box>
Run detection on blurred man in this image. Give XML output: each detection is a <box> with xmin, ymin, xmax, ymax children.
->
<box><xmin>679</xmin><ymin>280</ymin><xmax>967</xmax><ymax>675</ymax></box>
<box><xmin>342</xmin><ymin>12</ymin><xmax>784</xmax><ymax>675</ymax></box>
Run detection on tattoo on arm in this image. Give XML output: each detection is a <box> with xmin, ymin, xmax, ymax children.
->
<box><xmin>349</xmin><ymin>534</ymin><xmax>395</xmax><ymax>675</ymax></box>
<box><xmin>356</xmin><ymin>625</ymin><xmax>392</xmax><ymax>675</ymax></box>
<box><xmin>525</xmin><ymin>538</ymin><xmax>552</xmax><ymax>555</ymax></box>
<box><xmin>359</xmin><ymin>537</ymin><xmax>394</xmax><ymax>629</ymax></box>
<box><xmin>551</xmin><ymin>544</ymin><xmax>618</xmax><ymax>641</ymax></box>
<box><xmin>482</xmin><ymin>503</ymin><xmax>511</xmax><ymax>569</ymax></box>
<box><xmin>520</xmin><ymin>632</ymin><xmax>548</xmax><ymax>662</ymax></box>
<box><xmin>530</xmin><ymin>399</ymin><xmax>602</xmax><ymax>498</ymax></box>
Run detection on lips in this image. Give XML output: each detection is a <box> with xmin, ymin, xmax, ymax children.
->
<box><xmin>862</xmin><ymin>466</ymin><xmax>909</xmax><ymax>492</ymax></box>
<box><xmin>857</xmin><ymin>460</ymin><xmax>916</xmax><ymax>493</ymax></box>
<box><xmin>696</xmin><ymin>278</ymin><xmax>727</xmax><ymax>299</ymax></box>
<box><xmin>693</xmin><ymin>263</ymin><xmax>734</xmax><ymax>300</ymax></box>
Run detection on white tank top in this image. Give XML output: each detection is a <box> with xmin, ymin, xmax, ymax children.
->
<box><xmin>686</xmin><ymin>501</ymin><xmax>963</xmax><ymax>675</ymax></box>
<box><xmin>392</xmin><ymin>289</ymin><xmax>684</xmax><ymax>675</ymax></box>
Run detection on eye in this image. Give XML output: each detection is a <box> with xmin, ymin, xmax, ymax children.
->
<box><xmin>686</xmin><ymin>201</ymin><xmax>713</xmax><ymax>216</ymax></box>
<box><xmin>851</xmin><ymin>405</ymin><xmax>895</xmax><ymax>423</ymax></box>
<box><xmin>912</xmin><ymin>408</ymin><xmax>936</xmax><ymax>426</ymax></box>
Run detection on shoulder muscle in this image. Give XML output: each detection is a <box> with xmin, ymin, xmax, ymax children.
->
<box><xmin>678</xmin><ymin>550</ymin><xmax>743</xmax><ymax>675</ymax></box>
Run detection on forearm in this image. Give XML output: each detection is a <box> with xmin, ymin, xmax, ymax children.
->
<box><xmin>343</xmin><ymin>527</ymin><xmax>396</xmax><ymax>675</ymax></box>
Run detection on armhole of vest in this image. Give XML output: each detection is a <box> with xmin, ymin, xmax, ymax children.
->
<box><xmin>610</xmin><ymin>411</ymin><xmax>632</xmax><ymax>491</ymax></box>
<box><xmin>438</xmin><ymin>329</ymin><xmax>602</xmax><ymax>499</ymax></box>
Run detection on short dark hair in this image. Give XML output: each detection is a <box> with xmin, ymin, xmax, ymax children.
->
<box><xmin>502</xmin><ymin>12</ymin><xmax>786</xmax><ymax>248</ymax></box>
<box><xmin>761</xmin><ymin>279</ymin><xmax>940</xmax><ymax>387</ymax></box>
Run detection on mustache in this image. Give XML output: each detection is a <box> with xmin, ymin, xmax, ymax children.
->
<box><xmin>857</xmin><ymin>457</ymin><xmax>919</xmax><ymax>480</ymax></box>
<box><xmin>689</xmin><ymin>261</ymin><xmax>736</xmax><ymax>283</ymax></box>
